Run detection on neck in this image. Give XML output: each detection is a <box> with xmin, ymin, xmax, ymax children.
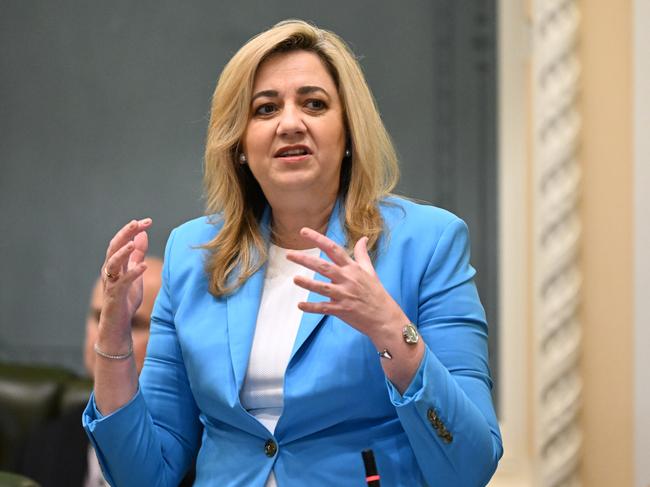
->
<box><xmin>270</xmin><ymin>197</ymin><xmax>337</xmax><ymax>250</ymax></box>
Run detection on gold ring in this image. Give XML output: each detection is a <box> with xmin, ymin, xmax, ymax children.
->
<box><xmin>103</xmin><ymin>267</ymin><xmax>119</xmax><ymax>281</ymax></box>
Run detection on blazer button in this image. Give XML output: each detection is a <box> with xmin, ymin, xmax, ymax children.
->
<box><xmin>427</xmin><ymin>408</ymin><xmax>441</xmax><ymax>430</ymax></box>
<box><xmin>264</xmin><ymin>439</ymin><xmax>277</xmax><ymax>457</ymax></box>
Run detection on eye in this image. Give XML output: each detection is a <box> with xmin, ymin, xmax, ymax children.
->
<box><xmin>305</xmin><ymin>99</ymin><xmax>327</xmax><ymax>111</ymax></box>
<box><xmin>254</xmin><ymin>103</ymin><xmax>277</xmax><ymax>116</ymax></box>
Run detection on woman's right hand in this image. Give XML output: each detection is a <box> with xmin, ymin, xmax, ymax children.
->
<box><xmin>93</xmin><ymin>218</ymin><xmax>152</xmax><ymax>414</ymax></box>
<box><xmin>97</xmin><ymin>218</ymin><xmax>152</xmax><ymax>356</ymax></box>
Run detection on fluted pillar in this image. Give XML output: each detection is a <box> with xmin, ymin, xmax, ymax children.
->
<box><xmin>530</xmin><ymin>1</ymin><xmax>582</xmax><ymax>486</ymax></box>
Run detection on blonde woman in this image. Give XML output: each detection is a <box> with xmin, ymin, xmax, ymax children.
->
<box><xmin>84</xmin><ymin>20</ymin><xmax>502</xmax><ymax>486</ymax></box>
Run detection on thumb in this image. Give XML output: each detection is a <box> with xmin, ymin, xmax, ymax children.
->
<box><xmin>353</xmin><ymin>236</ymin><xmax>373</xmax><ymax>271</ymax></box>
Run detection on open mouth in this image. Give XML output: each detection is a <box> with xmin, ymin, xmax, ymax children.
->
<box><xmin>274</xmin><ymin>145</ymin><xmax>312</xmax><ymax>158</ymax></box>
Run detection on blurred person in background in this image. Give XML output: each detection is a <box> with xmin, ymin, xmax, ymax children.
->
<box><xmin>17</xmin><ymin>257</ymin><xmax>198</xmax><ymax>487</ymax></box>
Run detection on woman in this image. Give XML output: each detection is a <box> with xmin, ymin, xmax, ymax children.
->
<box><xmin>84</xmin><ymin>20</ymin><xmax>502</xmax><ymax>486</ymax></box>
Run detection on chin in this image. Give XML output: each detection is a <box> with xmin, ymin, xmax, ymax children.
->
<box><xmin>269</xmin><ymin>175</ymin><xmax>320</xmax><ymax>191</ymax></box>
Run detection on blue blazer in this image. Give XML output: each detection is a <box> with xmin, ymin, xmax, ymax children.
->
<box><xmin>83</xmin><ymin>197</ymin><xmax>502</xmax><ymax>486</ymax></box>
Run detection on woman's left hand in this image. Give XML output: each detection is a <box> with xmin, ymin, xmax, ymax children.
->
<box><xmin>285</xmin><ymin>227</ymin><xmax>408</xmax><ymax>342</ymax></box>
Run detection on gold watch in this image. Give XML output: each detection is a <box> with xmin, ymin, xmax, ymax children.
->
<box><xmin>402</xmin><ymin>323</ymin><xmax>419</xmax><ymax>345</ymax></box>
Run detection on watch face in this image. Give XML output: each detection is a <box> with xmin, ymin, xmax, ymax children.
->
<box><xmin>402</xmin><ymin>323</ymin><xmax>419</xmax><ymax>344</ymax></box>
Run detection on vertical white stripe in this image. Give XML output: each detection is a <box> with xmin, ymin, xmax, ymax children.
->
<box><xmin>493</xmin><ymin>0</ymin><xmax>532</xmax><ymax>484</ymax></box>
<box><xmin>634</xmin><ymin>1</ymin><xmax>650</xmax><ymax>486</ymax></box>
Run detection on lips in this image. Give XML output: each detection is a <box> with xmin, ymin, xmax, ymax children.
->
<box><xmin>274</xmin><ymin>145</ymin><xmax>312</xmax><ymax>157</ymax></box>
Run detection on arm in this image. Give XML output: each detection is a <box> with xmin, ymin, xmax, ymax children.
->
<box><xmin>387</xmin><ymin>218</ymin><xmax>502</xmax><ymax>486</ymax></box>
<box><xmin>287</xmin><ymin>218</ymin><xmax>502</xmax><ymax>486</ymax></box>
<box><xmin>84</xmin><ymin>227</ymin><xmax>202</xmax><ymax>487</ymax></box>
<box><xmin>93</xmin><ymin>219</ymin><xmax>151</xmax><ymax>414</ymax></box>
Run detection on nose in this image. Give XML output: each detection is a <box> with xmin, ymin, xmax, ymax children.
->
<box><xmin>276</xmin><ymin>103</ymin><xmax>306</xmax><ymax>137</ymax></box>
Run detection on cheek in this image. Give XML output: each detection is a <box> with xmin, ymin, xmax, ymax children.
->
<box><xmin>319</xmin><ymin>116</ymin><xmax>346</xmax><ymax>149</ymax></box>
<box><xmin>322</xmin><ymin>127</ymin><xmax>346</xmax><ymax>162</ymax></box>
<box><xmin>243</xmin><ymin>122</ymin><xmax>271</xmax><ymax>156</ymax></box>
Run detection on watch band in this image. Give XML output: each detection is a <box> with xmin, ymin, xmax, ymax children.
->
<box><xmin>377</xmin><ymin>323</ymin><xmax>419</xmax><ymax>361</ymax></box>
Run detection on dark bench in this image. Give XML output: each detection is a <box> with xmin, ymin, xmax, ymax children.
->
<box><xmin>0</xmin><ymin>363</ymin><xmax>93</xmax><ymax>473</ymax></box>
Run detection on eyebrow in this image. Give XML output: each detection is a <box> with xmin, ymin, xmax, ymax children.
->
<box><xmin>251</xmin><ymin>89</ymin><xmax>278</xmax><ymax>102</ymax></box>
<box><xmin>297</xmin><ymin>85</ymin><xmax>329</xmax><ymax>98</ymax></box>
<box><xmin>251</xmin><ymin>85</ymin><xmax>330</xmax><ymax>103</ymax></box>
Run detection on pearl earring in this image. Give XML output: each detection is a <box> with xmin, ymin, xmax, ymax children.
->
<box><xmin>344</xmin><ymin>148</ymin><xmax>351</xmax><ymax>158</ymax></box>
<box><xmin>239</xmin><ymin>153</ymin><xmax>247</xmax><ymax>164</ymax></box>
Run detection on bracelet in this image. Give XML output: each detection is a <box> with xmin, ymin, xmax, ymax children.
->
<box><xmin>94</xmin><ymin>340</ymin><xmax>133</xmax><ymax>360</ymax></box>
<box><xmin>378</xmin><ymin>348</ymin><xmax>392</xmax><ymax>360</ymax></box>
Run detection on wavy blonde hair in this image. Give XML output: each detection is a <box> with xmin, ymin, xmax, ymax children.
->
<box><xmin>202</xmin><ymin>19</ymin><xmax>399</xmax><ymax>296</ymax></box>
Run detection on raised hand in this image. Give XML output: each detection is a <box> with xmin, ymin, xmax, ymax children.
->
<box><xmin>93</xmin><ymin>218</ymin><xmax>152</xmax><ymax>414</ymax></box>
<box><xmin>285</xmin><ymin>227</ymin><xmax>408</xmax><ymax>342</ymax></box>
<box><xmin>286</xmin><ymin>227</ymin><xmax>424</xmax><ymax>392</ymax></box>
<box><xmin>100</xmin><ymin>218</ymin><xmax>152</xmax><ymax>344</ymax></box>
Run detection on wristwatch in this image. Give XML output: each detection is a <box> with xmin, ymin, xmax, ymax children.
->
<box><xmin>402</xmin><ymin>323</ymin><xmax>419</xmax><ymax>345</ymax></box>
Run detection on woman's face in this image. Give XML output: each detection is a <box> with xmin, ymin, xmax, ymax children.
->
<box><xmin>242</xmin><ymin>50</ymin><xmax>346</xmax><ymax>204</ymax></box>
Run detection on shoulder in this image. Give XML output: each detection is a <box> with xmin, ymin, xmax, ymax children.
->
<box><xmin>159</xmin><ymin>215</ymin><xmax>224</xmax><ymax>287</ymax></box>
<box><xmin>162</xmin><ymin>214</ymin><xmax>224</xmax><ymax>261</ymax></box>
<box><xmin>169</xmin><ymin>215</ymin><xmax>224</xmax><ymax>247</ymax></box>
<box><xmin>375</xmin><ymin>195</ymin><xmax>472</xmax><ymax>264</ymax></box>
<box><xmin>379</xmin><ymin>195</ymin><xmax>463</xmax><ymax>235</ymax></box>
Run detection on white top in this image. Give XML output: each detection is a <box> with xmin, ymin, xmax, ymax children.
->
<box><xmin>240</xmin><ymin>244</ymin><xmax>319</xmax><ymax>486</ymax></box>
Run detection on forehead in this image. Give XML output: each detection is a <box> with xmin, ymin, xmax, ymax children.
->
<box><xmin>253</xmin><ymin>50</ymin><xmax>337</xmax><ymax>92</ymax></box>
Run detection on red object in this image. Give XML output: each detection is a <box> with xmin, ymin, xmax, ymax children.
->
<box><xmin>361</xmin><ymin>449</ymin><xmax>381</xmax><ymax>486</ymax></box>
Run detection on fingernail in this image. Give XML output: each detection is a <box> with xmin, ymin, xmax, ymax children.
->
<box><xmin>140</xmin><ymin>218</ymin><xmax>152</xmax><ymax>225</ymax></box>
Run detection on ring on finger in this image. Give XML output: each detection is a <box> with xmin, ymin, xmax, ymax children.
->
<box><xmin>104</xmin><ymin>266</ymin><xmax>119</xmax><ymax>281</ymax></box>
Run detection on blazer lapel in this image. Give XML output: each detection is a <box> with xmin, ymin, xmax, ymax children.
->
<box><xmin>226</xmin><ymin>209</ymin><xmax>271</xmax><ymax>393</ymax></box>
<box><xmin>225</xmin><ymin>201</ymin><xmax>347</xmax><ymax>387</ymax></box>
<box><xmin>290</xmin><ymin>199</ymin><xmax>346</xmax><ymax>361</ymax></box>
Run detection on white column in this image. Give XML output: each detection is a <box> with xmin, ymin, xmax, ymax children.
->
<box><xmin>531</xmin><ymin>1</ymin><xmax>582</xmax><ymax>486</ymax></box>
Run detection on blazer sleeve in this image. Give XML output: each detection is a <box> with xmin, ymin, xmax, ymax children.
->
<box><xmin>82</xmin><ymin>228</ymin><xmax>202</xmax><ymax>487</ymax></box>
<box><xmin>385</xmin><ymin>217</ymin><xmax>503</xmax><ymax>487</ymax></box>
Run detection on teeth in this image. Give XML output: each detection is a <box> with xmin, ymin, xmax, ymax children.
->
<box><xmin>280</xmin><ymin>148</ymin><xmax>307</xmax><ymax>156</ymax></box>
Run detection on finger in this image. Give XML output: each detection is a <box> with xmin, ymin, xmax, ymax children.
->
<box><xmin>106</xmin><ymin>218</ymin><xmax>152</xmax><ymax>261</ymax></box>
<box><xmin>299</xmin><ymin>227</ymin><xmax>351</xmax><ymax>267</ymax></box>
<box><xmin>104</xmin><ymin>241</ymin><xmax>136</xmax><ymax>282</ymax></box>
<box><xmin>285</xmin><ymin>251</ymin><xmax>343</xmax><ymax>281</ymax></box>
<box><xmin>353</xmin><ymin>236</ymin><xmax>373</xmax><ymax>271</ymax></box>
<box><xmin>293</xmin><ymin>275</ymin><xmax>343</xmax><ymax>300</ymax></box>
<box><xmin>129</xmin><ymin>231</ymin><xmax>149</xmax><ymax>268</ymax></box>
<box><xmin>297</xmin><ymin>301</ymin><xmax>337</xmax><ymax>315</ymax></box>
<box><xmin>119</xmin><ymin>261</ymin><xmax>148</xmax><ymax>285</ymax></box>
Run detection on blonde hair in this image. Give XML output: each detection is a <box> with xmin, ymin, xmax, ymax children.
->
<box><xmin>202</xmin><ymin>19</ymin><xmax>399</xmax><ymax>296</ymax></box>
